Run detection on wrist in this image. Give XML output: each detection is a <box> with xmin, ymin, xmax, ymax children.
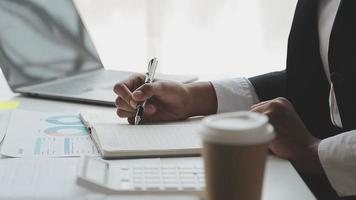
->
<box><xmin>294</xmin><ymin>139</ymin><xmax>323</xmax><ymax>174</ymax></box>
<box><xmin>185</xmin><ymin>81</ymin><xmax>217</xmax><ymax>117</ymax></box>
<box><xmin>307</xmin><ymin>139</ymin><xmax>323</xmax><ymax>173</ymax></box>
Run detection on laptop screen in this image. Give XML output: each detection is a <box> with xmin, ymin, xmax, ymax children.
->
<box><xmin>0</xmin><ymin>0</ymin><xmax>103</xmax><ymax>89</ymax></box>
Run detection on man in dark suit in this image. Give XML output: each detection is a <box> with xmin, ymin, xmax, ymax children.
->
<box><xmin>113</xmin><ymin>0</ymin><xmax>356</xmax><ymax>199</ymax></box>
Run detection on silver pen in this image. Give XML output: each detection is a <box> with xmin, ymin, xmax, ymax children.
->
<box><xmin>134</xmin><ymin>57</ymin><xmax>158</xmax><ymax>125</ymax></box>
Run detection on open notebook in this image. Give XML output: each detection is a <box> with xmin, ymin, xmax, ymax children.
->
<box><xmin>80</xmin><ymin>112</ymin><xmax>202</xmax><ymax>158</ymax></box>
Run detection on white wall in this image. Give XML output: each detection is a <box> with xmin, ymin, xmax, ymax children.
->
<box><xmin>75</xmin><ymin>0</ymin><xmax>298</xmax><ymax>78</ymax></box>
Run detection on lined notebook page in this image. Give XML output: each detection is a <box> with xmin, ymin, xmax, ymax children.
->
<box><xmin>94</xmin><ymin>123</ymin><xmax>201</xmax><ymax>151</ymax></box>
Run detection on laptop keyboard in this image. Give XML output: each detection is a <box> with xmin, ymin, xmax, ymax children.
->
<box><xmin>31</xmin><ymin>71</ymin><xmax>127</xmax><ymax>94</ymax></box>
<box><xmin>37</xmin><ymin>78</ymin><xmax>105</xmax><ymax>94</ymax></box>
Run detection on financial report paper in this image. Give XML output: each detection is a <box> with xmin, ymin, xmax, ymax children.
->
<box><xmin>1</xmin><ymin>110</ymin><xmax>99</xmax><ymax>157</ymax></box>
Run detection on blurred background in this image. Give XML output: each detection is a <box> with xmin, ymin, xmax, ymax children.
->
<box><xmin>74</xmin><ymin>0</ymin><xmax>297</xmax><ymax>78</ymax></box>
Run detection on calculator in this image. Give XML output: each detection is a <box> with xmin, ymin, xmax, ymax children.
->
<box><xmin>76</xmin><ymin>156</ymin><xmax>205</xmax><ymax>196</ymax></box>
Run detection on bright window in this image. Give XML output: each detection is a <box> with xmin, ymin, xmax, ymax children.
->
<box><xmin>75</xmin><ymin>0</ymin><xmax>297</xmax><ymax>78</ymax></box>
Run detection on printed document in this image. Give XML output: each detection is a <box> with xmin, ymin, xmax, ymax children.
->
<box><xmin>1</xmin><ymin>110</ymin><xmax>99</xmax><ymax>157</ymax></box>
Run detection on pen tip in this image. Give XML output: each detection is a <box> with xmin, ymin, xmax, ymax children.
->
<box><xmin>134</xmin><ymin>116</ymin><xmax>140</xmax><ymax>125</ymax></box>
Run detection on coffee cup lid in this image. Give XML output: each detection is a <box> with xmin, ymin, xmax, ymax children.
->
<box><xmin>201</xmin><ymin>111</ymin><xmax>275</xmax><ymax>145</ymax></box>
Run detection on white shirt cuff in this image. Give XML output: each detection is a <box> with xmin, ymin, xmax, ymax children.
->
<box><xmin>318</xmin><ymin>130</ymin><xmax>356</xmax><ymax>197</ymax></box>
<box><xmin>210</xmin><ymin>78</ymin><xmax>260</xmax><ymax>113</ymax></box>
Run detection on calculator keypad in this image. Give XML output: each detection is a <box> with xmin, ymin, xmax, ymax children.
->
<box><xmin>113</xmin><ymin>164</ymin><xmax>205</xmax><ymax>192</ymax></box>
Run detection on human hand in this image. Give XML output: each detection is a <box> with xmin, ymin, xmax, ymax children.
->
<box><xmin>250</xmin><ymin>97</ymin><xmax>322</xmax><ymax>173</ymax></box>
<box><xmin>113</xmin><ymin>74</ymin><xmax>217</xmax><ymax>124</ymax></box>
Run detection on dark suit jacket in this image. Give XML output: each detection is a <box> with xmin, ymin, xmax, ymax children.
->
<box><xmin>248</xmin><ymin>0</ymin><xmax>356</xmax><ymax>199</ymax></box>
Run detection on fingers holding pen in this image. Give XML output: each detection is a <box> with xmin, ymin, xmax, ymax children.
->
<box><xmin>114</xmin><ymin>73</ymin><xmax>164</xmax><ymax>123</ymax></box>
<box><xmin>113</xmin><ymin>83</ymin><xmax>137</xmax><ymax>109</ymax></box>
<box><xmin>116</xmin><ymin>103</ymin><xmax>156</xmax><ymax>118</ymax></box>
<box><xmin>125</xmin><ymin>103</ymin><xmax>157</xmax><ymax>124</ymax></box>
<box><xmin>115</xmin><ymin>97</ymin><xmax>136</xmax><ymax>112</ymax></box>
<box><xmin>116</xmin><ymin>83</ymin><xmax>158</xmax><ymax>112</ymax></box>
<box><xmin>113</xmin><ymin>74</ymin><xmax>146</xmax><ymax>109</ymax></box>
<box><xmin>132</xmin><ymin>82</ymin><xmax>163</xmax><ymax>102</ymax></box>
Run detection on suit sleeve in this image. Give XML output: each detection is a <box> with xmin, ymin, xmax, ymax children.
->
<box><xmin>248</xmin><ymin>70</ymin><xmax>287</xmax><ymax>101</ymax></box>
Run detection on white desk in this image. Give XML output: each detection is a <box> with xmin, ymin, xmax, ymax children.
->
<box><xmin>0</xmin><ymin>73</ymin><xmax>315</xmax><ymax>200</ymax></box>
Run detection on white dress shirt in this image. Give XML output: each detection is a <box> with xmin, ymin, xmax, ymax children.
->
<box><xmin>211</xmin><ymin>0</ymin><xmax>356</xmax><ymax>196</ymax></box>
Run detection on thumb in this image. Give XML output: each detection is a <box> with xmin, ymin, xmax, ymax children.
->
<box><xmin>132</xmin><ymin>82</ymin><xmax>163</xmax><ymax>101</ymax></box>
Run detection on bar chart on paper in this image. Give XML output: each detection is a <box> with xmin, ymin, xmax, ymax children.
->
<box><xmin>1</xmin><ymin>110</ymin><xmax>99</xmax><ymax>157</ymax></box>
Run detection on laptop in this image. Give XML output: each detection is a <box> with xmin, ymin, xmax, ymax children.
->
<box><xmin>0</xmin><ymin>0</ymin><xmax>197</xmax><ymax>106</ymax></box>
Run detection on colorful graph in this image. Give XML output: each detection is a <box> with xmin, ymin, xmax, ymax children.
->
<box><xmin>44</xmin><ymin>126</ymin><xmax>88</xmax><ymax>136</ymax></box>
<box><xmin>44</xmin><ymin>115</ymin><xmax>88</xmax><ymax>136</ymax></box>
<box><xmin>34</xmin><ymin>136</ymin><xmax>98</xmax><ymax>156</ymax></box>
<box><xmin>46</xmin><ymin>115</ymin><xmax>82</xmax><ymax>125</ymax></box>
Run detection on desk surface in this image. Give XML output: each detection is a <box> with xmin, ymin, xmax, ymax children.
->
<box><xmin>0</xmin><ymin>73</ymin><xmax>315</xmax><ymax>200</ymax></box>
